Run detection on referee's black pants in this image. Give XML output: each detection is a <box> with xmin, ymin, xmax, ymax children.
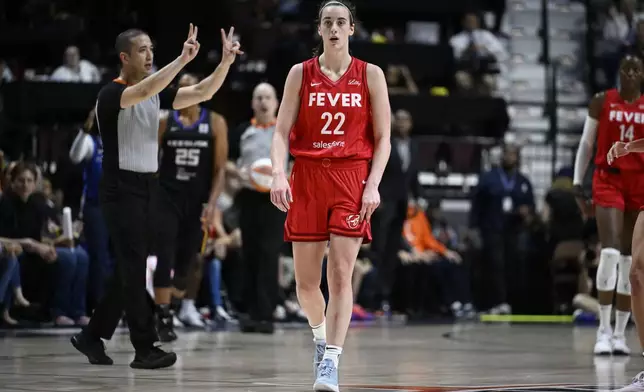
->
<box><xmin>237</xmin><ymin>188</ymin><xmax>286</xmax><ymax>322</ymax></box>
<box><xmin>85</xmin><ymin>171</ymin><xmax>158</xmax><ymax>351</ymax></box>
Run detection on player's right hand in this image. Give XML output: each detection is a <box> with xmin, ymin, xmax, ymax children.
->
<box><xmin>270</xmin><ymin>172</ymin><xmax>292</xmax><ymax>212</ymax></box>
<box><xmin>179</xmin><ymin>23</ymin><xmax>200</xmax><ymax>65</ymax></box>
<box><xmin>572</xmin><ymin>184</ymin><xmax>592</xmax><ymax>218</ymax></box>
<box><xmin>607</xmin><ymin>141</ymin><xmax>628</xmax><ymax>165</ymax></box>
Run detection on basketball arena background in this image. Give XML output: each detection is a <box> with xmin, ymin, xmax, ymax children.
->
<box><xmin>0</xmin><ymin>0</ymin><xmax>635</xmax><ymax>321</ymax></box>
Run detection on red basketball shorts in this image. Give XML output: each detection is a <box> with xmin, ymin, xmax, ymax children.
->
<box><xmin>284</xmin><ymin>156</ymin><xmax>372</xmax><ymax>244</ymax></box>
<box><xmin>592</xmin><ymin>168</ymin><xmax>644</xmax><ymax>211</ymax></box>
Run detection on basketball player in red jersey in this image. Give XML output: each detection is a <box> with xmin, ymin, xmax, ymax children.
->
<box><xmin>573</xmin><ymin>55</ymin><xmax>644</xmax><ymax>359</ymax></box>
<box><xmin>269</xmin><ymin>1</ymin><xmax>391</xmax><ymax>391</ymax></box>
<box><xmin>606</xmin><ymin>57</ymin><xmax>644</xmax><ymax>392</ymax></box>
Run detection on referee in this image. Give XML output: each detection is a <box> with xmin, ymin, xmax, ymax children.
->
<box><xmin>230</xmin><ymin>82</ymin><xmax>286</xmax><ymax>334</ymax></box>
<box><xmin>71</xmin><ymin>25</ymin><xmax>242</xmax><ymax>369</ymax></box>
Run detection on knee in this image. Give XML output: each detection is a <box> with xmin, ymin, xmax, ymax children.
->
<box><xmin>326</xmin><ymin>262</ymin><xmax>353</xmax><ymax>295</ymax></box>
<box><xmin>56</xmin><ymin>249</ymin><xmax>75</xmax><ymax>268</ymax></box>
<box><xmin>75</xmin><ymin>247</ymin><xmax>90</xmax><ymax>266</ymax></box>
<box><xmin>296</xmin><ymin>278</ymin><xmax>320</xmax><ymax>295</ymax></box>
<box><xmin>631</xmin><ymin>254</ymin><xmax>644</xmax><ymax>295</ymax></box>
<box><xmin>596</xmin><ymin>248</ymin><xmax>620</xmax><ymax>291</ymax></box>
<box><xmin>5</xmin><ymin>255</ymin><xmax>18</xmax><ymax>270</ymax></box>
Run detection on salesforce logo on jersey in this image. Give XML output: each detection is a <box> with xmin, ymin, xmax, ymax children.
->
<box><xmin>313</xmin><ymin>140</ymin><xmax>345</xmax><ymax>149</ymax></box>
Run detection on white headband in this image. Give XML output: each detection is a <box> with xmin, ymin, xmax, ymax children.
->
<box><xmin>319</xmin><ymin>1</ymin><xmax>354</xmax><ymax>22</ymax></box>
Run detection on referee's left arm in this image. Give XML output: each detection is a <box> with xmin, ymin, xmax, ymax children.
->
<box><xmin>172</xmin><ymin>63</ymin><xmax>232</xmax><ymax>109</ymax></box>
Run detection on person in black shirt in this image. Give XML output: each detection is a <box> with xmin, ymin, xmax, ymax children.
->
<box><xmin>152</xmin><ymin>73</ymin><xmax>228</xmax><ymax>341</ymax></box>
<box><xmin>71</xmin><ymin>25</ymin><xmax>242</xmax><ymax>369</ymax></box>
<box><xmin>0</xmin><ymin>162</ymin><xmax>90</xmax><ymax>325</ymax></box>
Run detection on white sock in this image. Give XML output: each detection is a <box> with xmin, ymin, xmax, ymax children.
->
<box><xmin>614</xmin><ymin>310</ymin><xmax>631</xmax><ymax>337</ymax></box>
<box><xmin>599</xmin><ymin>305</ymin><xmax>613</xmax><ymax>333</ymax></box>
<box><xmin>182</xmin><ymin>299</ymin><xmax>195</xmax><ymax>307</ymax></box>
<box><xmin>311</xmin><ymin>319</ymin><xmax>326</xmax><ymax>342</ymax></box>
<box><xmin>323</xmin><ymin>344</ymin><xmax>342</xmax><ymax>367</ymax></box>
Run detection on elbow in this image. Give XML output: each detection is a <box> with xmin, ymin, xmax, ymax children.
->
<box><xmin>376</xmin><ymin>135</ymin><xmax>391</xmax><ymax>151</ymax></box>
<box><xmin>200</xmin><ymin>89</ymin><xmax>214</xmax><ymax>103</ymax></box>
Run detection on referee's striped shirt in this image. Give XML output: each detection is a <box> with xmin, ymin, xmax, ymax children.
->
<box><xmin>95</xmin><ymin>78</ymin><xmax>177</xmax><ymax>177</ymax></box>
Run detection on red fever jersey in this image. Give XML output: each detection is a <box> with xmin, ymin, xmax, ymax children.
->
<box><xmin>592</xmin><ymin>89</ymin><xmax>644</xmax><ymax>211</ymax></box>
<box><xmin>594</xmin><ymin>88</ymin><xmax>644</xmax><ymax>171</ymax></box>
<box><xmin>289</xmin><ymin>57</ymin><xmax>374</xmax><ymax>160</ymax></box>
<box><xmin>284</xmin><ymin>57</ymin><xmax>374</xmax><ymax>243</ymax></box>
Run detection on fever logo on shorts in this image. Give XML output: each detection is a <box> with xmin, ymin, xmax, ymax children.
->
<box><xmin>345</xmin><ymin>214</ymin><xmax>360</xmax><ymax>229</ymax></box>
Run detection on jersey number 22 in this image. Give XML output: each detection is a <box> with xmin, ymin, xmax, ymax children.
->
<box><xmin>320</xmin><ymin>112</ymin><xmax>345</xmax><ymax>135</ymax></box>
<box><xmin>620</xmin><ymin>124</ymin><xmax>635</xmax><ymax>142</ymax></box>
<box><xmin>176</xmin><ymin>148</ymin><xmax>200</xmax><ymax>166</ymax></box>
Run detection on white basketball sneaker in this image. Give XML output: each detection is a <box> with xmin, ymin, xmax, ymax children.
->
<box><xmin>612</xmin><ymin>335</ymin><xmax>631</xmax><ymax>356</ymax></box>
<box><xmin>594</xmin><ymin>329</ymin><xmax>613</xmax><ymax>355</ymax></box>
<box><xmin>614</xmin><ymin>371</ymin><xmax>644</xmax><ymax>391</ymax></box>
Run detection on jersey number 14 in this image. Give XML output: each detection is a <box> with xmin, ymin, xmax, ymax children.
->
<box><xmin>620</xmin><ymin>124</ymin><xmax>635</xmax><ymax>142</ymax></box>
<box><xmin>176</xmin><ymin>148</ymin><xmax>200</xmax><ymax>166</ymax></box>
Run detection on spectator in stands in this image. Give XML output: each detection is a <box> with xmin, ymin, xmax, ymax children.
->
<box><xmin>602</xmin><ymin>1</ymin><xmax>639</xmax><ymax>87</ymax></box>
<box><xmin>371</xmin><ymin>109</ymin><xmax>422</xmax><ymax>315</ymax></box>
<box><xmin>0</xmin><ymin>238</ymin><xmax>31</xmax><ymax>325</ymax></box>
<box><xmin>603</xmin><ymin>0</ymin><xmax>637</xmax><ymax>49</ymax></box>
<box><xmin>1</xmin><ymin>161</ymin><xmax>17</xmax><ymax>195</ymax></box>
<box><xmin>399</xmin><ymin>198</ymin><xmax>473</xmax><ymax>318</ymax></box>
<box><xmin>542</xmin><ymin>168</ymin><xmax>584</xmax><ymax>256</ymax></box>
<box><xmin>449</xmin><ymin>12</ymin><xmax>507</xmax><ymax>95</ymax></box>
<box><xmin>0</xmin><ymin>162</ymin><xmax>90</xmax><ymax>326</ymax></box>
<box><xmin>623</xmin><ymin>20</ymin><xmax>644</xmax><ymax>61</ymax></box>
<box><xmin>69</xmin><ymin>109</ymin><xmax>112</xmax><ymax>310</ymax></box>
<box><xmin>50</xmin><ymin>45</ymin><xmax>101</xmax><ymax>83</ymax></box>
<box><xmin>468</xmin><ymin>143</ymin><xmax>534</xmax><ymax>315</ymax></box>
<box><xmin>542</xmin><ymin>168</ymin><xmax>586</xmax><ymax>312</ymax></box>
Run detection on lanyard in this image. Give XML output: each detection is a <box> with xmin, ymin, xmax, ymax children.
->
<box><xmin>498</xmin><ymin>168</ymin><xmax>516</xmax><ymax>192</ymax></box>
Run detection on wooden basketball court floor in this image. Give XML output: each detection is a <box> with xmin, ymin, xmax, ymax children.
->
<box><xmin>1</xmin><ymin>323</ymin><xmax>642</xmax><ymax>392</ymax></box>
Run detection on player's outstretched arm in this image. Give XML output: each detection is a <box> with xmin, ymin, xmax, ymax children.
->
<box><xmin>359</xmin><ymin>63</ymin><xmax>392</xmax><ymax>223</ymax></box>
<box><xmin>573</xmin><ymin>93</ymin><xmax>603</xmax><ymax>185</ymax></box>
<box><xmin>173</xmin><ymin>27</ymin><xmax>243</xmax><ymax>109</ymax></box>
<box><xmin>121</xmin><ymin>24</ymin><xmax>200</xmax><ymax>109</ymax></box>
<box><xmin>270</xmin><ymin>64</ymin><xmax>303</xmax><ymax>212</ymax></box>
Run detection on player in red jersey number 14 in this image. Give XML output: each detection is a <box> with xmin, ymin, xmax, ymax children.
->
<box><xmin>574</xmin><ymin>56</ymin><xmax>644</xmax><ymax>359</ymax></box>
<box><xmin>269</xmin><ymin>1</ymin><xmax>392</xmax><ymax>391</ymax></box>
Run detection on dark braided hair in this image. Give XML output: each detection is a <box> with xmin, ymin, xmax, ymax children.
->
<box><xmin>313</xmin><ymin>0</ymin><xmax>357</xmax><ymax>57</ymax></box>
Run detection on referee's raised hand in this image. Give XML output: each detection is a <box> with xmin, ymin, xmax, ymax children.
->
<box><xmin>180</xmin><ymin>23</ymin><xmax>200</xmax><ymax>65</ymax></box>
<box><xmin>220</xmin><ymin>27</ymin><xmax>243</xmax><ymax>66</ymax></box>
